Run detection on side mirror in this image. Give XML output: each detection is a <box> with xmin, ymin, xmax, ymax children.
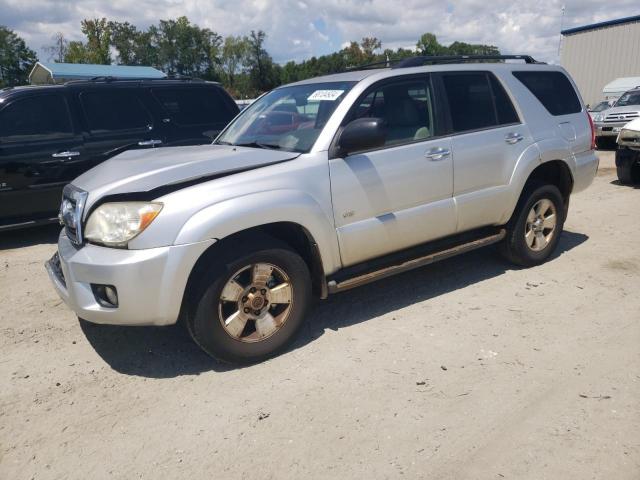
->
<box><xmin>337</xmin><ymin>117</ymin><xmax>387</xmax><ymax>156</ymax></box>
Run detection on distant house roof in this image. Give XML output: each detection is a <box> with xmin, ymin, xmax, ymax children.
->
<box><xmin>561</xmin><ymin>14</ymin><xmax>640</xmax><ymax>36</ymax></box>
<box><xmin>603</xmin><ymin>77</ymin><xmax>640</xmax><ymax>95</ymax></box>
<box><xmin>29</xmin><ymin>62</ymin><xmax>166</xmax><ymax>84</ymax></box>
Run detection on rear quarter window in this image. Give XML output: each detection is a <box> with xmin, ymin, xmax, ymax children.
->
<box><xmin>152</xmin><ymin>87</ymin><xmax>236</xmax><ymax>127</ymax></box>
<box><xmin>512</xmin><ymin>71</ymin><xmax>581</xmax><ymax>116</ymax></box>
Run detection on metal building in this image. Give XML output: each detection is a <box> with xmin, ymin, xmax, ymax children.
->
<box><xmin>560</xmin><ymin>15</ymin><xmax>640</xmax><ymax>107</ymax></box>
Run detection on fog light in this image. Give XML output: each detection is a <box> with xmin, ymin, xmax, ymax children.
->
<box><xmin>91</xmin><ymin>284</ymin><xmax>119</xmax><ymax>308</ymax></box>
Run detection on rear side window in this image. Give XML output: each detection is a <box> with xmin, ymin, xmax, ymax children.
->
<box><xmin>442</xmin><ymin>73</ymin><xmax>497</xmax><ymax>132</ymax></box>
<box><xmin>512</xmin><ymin>71</ymin><xmax>581</xmax><ymax>116</ymax></box>
<box><xmin>0</xmin><ymin>95</ymin><xmax>73</xmax><ymax>142</ymax></box>
<box><xmin>152</xmin><ymin>87</ymin><xmax>234</xmax><ymax>126</ymax></box>
<box><xmin>80</xmin><ymin>90</ymin><xmax>152</xmax><ymax>134</ymax></box>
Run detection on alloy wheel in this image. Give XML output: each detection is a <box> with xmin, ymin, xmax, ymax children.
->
<box><xmin>218</xmin><ymin>263</ymin><xmax>293</xmax><ymax>343</ymax></box>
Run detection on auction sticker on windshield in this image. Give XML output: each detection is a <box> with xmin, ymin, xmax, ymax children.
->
<box><xmin>308</xmin><ymin>90</ymin><xmax>345</xmax><ymax>101</ymax></box>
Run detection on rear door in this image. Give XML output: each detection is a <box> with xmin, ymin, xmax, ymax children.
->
<box><xmin>150</xmin><ymin>86</ymin><xmax>238</xmax><ymax>146</ymax></box>
<box><xmin>77</xmin><ymin>87</ymin><xmax>163</xmax><ymax>168</ymax></box>
<box><xmin>438</xmin><ymin>71</ymin><xmax>532</xmax><ymax>232</ymax></box>
<box><xmin>0</xmin><ymin>93</ymin><xmax>85</xmax><ymax>224</ymax></box>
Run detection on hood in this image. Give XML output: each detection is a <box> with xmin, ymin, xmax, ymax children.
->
<box><xmin>602</xmin><ymin>105</ymin><xmax>640</xmax><ymax>116</ymax></box>
<box><xmin>73</xmin><ymin>144</ymin><xmax>300</xmax><ymax>210</ymax></box>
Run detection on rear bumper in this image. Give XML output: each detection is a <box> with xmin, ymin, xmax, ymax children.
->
<box><xmin>46</xmin><ymin>230</ymin><xmax>215</xmax><ymax>326</ymax></box>
<box><xmin>572</xmin><ymin>150</ymin><xmax>599</xmax><ymax>193</ymax></box>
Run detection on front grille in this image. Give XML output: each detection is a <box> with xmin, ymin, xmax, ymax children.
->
<box><xmin>60</xmin><ymin>184</ymin><xmax>88</xmax><ymax>246</ymax></box>
<box><xmin>604</xmin><ymin>112</ymin><xmax>639</xmax><ymax>123</ymax></box>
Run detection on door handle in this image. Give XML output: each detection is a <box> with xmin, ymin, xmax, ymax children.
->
<box><xmin>425</xmin><ymin>147</ymin><xmax>451</xmax><ymax>161</ymax></box>
<box><xmin>505</xmin><ymin>132</ymin><xmax>524</xmax><ymax>144</ymax></box>
<box><xmin>51</xmin><ymin>151</ymin><xmax>80</xmax><ymax>158</ymax></box>
<box><xmin>138</xmin><ymin>139</ymin><xmax>163</xmax><ymax>147</ymax></box>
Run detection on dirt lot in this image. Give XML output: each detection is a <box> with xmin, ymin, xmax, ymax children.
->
<box><xmin>1</xmin><ymin>151</ymin><xmax>638</xmax><ymax>479</ymax></box>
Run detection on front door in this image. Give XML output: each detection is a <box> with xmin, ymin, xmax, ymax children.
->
<box><xmin>329</xmin><ymin>75</ymin><xmax>456</xmax><ymax>267</ymax></box>
<box><xmin>0</xmin><ymin>93</ymin><xmax>85</xmax><ymax>224</ymax></box>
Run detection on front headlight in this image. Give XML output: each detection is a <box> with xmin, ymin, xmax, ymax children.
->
<box><xmin>593</xmin><ymin>113</ymin><xmax>604</xmax><ymax>122</ymax></box>
<box><xmin>617</xmin><ymin>128</ymin><xmax>640</xmax><ymax>147</ymax></box>
<box><xmin>85</xmin><ymin>202</ymin><xmax>163</xmax><ymax>247</ymax></box>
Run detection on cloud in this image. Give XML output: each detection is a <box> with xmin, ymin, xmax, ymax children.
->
<box><xmin>1</xmin><ymin>0</ymin><xmax>637</xmax><ymax>64</ymax></box>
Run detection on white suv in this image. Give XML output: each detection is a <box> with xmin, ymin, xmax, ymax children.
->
<box><xmin>47</xmin><ymin>55</ymin><xmax>598</xmax><ymax>363</ymax></box>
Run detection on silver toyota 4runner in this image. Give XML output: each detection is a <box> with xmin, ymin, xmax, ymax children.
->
<box><xmin>46</xmin><ymin>55</ymin><xmax>598</xmax><ymax>363</ymax></box>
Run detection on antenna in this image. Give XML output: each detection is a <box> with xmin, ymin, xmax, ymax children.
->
<box><xmin>557</xmin><ymin>5</ymin><xmax>566</xmax><ymax>60</ymax></box>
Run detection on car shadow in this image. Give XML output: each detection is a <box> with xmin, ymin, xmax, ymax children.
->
<box><xmin>610</xmin><ymin>180</ymin><xmax>640</xmax><ymax>189</ymax></box>
<box><xmin>0</xmin><ymin>224</ymin><xmax>60</xmax><ymax>250</ymax></box>
<box><xmin>80</xmin><ymin>230</ymin><xmax>588</xmax><ymax>378</ymax></box>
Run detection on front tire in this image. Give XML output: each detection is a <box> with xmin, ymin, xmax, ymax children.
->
<box><xmin>185</xmin><ymin>236</ymin><xmax>312</xmax><ymax>363</ymax></box>
<box><xmin>616</xmin><ymin>151</ymin><xmax>640</xmax><ymax>184</ymax></box>
<box><xmin>500</xmin><ymin>183</ymin><xmax>565</xmax><ymax>267</ymax></box>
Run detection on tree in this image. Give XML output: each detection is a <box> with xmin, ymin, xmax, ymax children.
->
<box><xmin>220</xmin><ymin>35</ymin><xmax>249</xmax><ymax>90</ymax></box>
<box><xmin>0</xmin><ymin>26</ymin><xmax>37</xmax><ymax>87</ymax></box>
<box><xmin>43</xmin><ymin>32</ymin><xmax>68</xmax><ymax>63</ymax></box>
<box><xmin>64</xmin><ymin>41</ymin><xmax>90</xmax><ymax>63</ymax></box>
<box><xmin>360</xmin><ymin>37</ymin><xmax>382</xmax><ymax>60</ymax></box>
<box><xmin>81</xmin><ymin>18</ymin><xmax>111</xmax><ymax>64</ymax></box>
<box><xmin>245</xmin><ymin>30</ymin><xmax>276</xmax><ymax>94</ymax></box>
<box><xmin>155</xmin><ymin>16</ymin><xmax>221</xmax><ymax>79</ymax></box>
<box><xmin>416</xmin><ymin>33</ymin><xmax>445</xmax><ymax>56</ymax></box>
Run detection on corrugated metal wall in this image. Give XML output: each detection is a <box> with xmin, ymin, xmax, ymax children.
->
<box><xmin>560</xmin><ymin>20</ymin><xmax>640</xmax><ymax>106</ymax></box>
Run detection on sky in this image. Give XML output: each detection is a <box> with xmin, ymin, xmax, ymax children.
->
<box><xmin>1</xmin><ymin>0</ymin><xmax>638</xmax><ymax>65</ymax></box>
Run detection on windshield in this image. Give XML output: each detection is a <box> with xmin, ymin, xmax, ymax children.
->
<box><xmin>590</xmin><ymin>101</ymin><xmax>610</xmax><ymax>112</ymax></box>
<box><xmin>615</xmin><ymin>91</ymin><xmax>640</xmax><ymax>107</ymax></box>
<box><xmin>216</xmin><ymin>81</ymin><xmax>356</xmax><ymax>153</ymax></box>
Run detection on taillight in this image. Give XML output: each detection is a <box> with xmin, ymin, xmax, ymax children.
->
<box><xmin>587</xmin><ymin>112</ymin><xmax>596</xmax><ymax>150</ymax></box>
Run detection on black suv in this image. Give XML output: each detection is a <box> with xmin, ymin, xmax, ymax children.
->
<box><xmin>0</xmin><ymin>78</ymin><xmax>239</xmax><ymax>230</ymax></box>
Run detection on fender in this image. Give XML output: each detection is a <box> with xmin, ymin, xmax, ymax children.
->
<box><xmin>497</xmin><ymin>138</ymin><xmax>573</xmax><ymax>225</ymax></box>
<box><xmin>174</xmin><ymin>189</ymin><xmax>342</xmax><ymax>275</ymax></box>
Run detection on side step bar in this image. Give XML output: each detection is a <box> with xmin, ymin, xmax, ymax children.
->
<box><xmin>327</xmin><ymin>229</ymin><xmax>506</xmax><ymax>294</ymax></box>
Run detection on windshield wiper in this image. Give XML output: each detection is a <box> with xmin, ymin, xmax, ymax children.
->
<box><xmin>234</xmin><ymin>141</ymin><xmax>282</xmax><ymax>150</ymax></box>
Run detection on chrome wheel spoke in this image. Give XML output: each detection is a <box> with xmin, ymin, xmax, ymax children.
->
<box><xmin>527</xmin><ymin>208</ymin><xmax>536</xmax><ymax>224</ymax></box>
<box><xmin>220</xmin><ymin>279</ymin><xmax>244</xmax><ymax>302</ymax></box>
<box><xmin>269</xmin><ymin>282</ymin><xmax>292</xmax><ymax>304</ymax></box>
<box><xmin>252</xmin><ymin>263</ymin><xmax>273</xmax><ymax>287</ymax></box>
<box><xmin>224</xmin><ymin>310</ymin><xmax>249</xmax><ymax>338</ymax></box>
<box><xmin>542</xmin><ymin>213</ymin><xmax>556</xmax><ymax>230</ymax></box>
<box><xmin>534</xmin><ymin>231</ymin><xmax>546</xmax><ymax>250</ymax></box>
<box><xmin>525</xmin><ymin>228</ymin><xmax>535</xmax><ymax>247</ymax></box>
<box><xmin>255</xmin><ymin>312</ymin><xmax>279</xmax><ymax>338</ymax></box>
<box><xmin>538</xmin><ymin>199</ymin><xmax>553</xmax><ymax>216</ymax></box>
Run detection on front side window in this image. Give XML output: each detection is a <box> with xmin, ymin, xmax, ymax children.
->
<box><xmin>442</xmin><ymin>73</ymin><xmax>497</xmax><ymax>133</ymax></box>
<box><xmin>349</xmin><ymin>77</ymin><xmax>436</xmax><ymax>146</ymax></box>
<box><xmin>80</xmin><ymin>90</ymin><xmax>152</xmax><ymax>134</ymax></box>
<box><xmin>152</xmin><ymin>87</ymin><xmax>235</xmax><ymax>126</ymax></box>
<box><xmin>216</xmin><ymin>81</ymin><xmax>356</xmax><ymax>153</ymax></box>
<box><xmin>615</xmin><ymin>91</ymin><xmax>640</xmax><ymax>107</ymax></box>
<box><xmin>0</xmin><ymin>95</ymin><xmax>73</xmax><ymax>143</ymax></box>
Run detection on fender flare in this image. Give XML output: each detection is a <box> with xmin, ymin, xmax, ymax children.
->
<box><xmin>174</xmin><ymin>189</ymin><xmax>341</xmax><ymax>274</ymax></box>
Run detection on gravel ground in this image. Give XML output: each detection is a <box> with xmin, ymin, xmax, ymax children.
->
<box><xmin>1</xmin><ymin>151</ymin><xmax>638</xmax><ymax>480</ymax></box>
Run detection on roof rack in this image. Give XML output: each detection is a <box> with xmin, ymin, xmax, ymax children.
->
<box><xmin>392</xmin><ymin>55</ymin><xmax>544</xmax><ymax>68</ymax></box>
<box><xmin>64</xmin><ymin>75</ymin><xmax>211</xmax><ymax>85</ymax></box>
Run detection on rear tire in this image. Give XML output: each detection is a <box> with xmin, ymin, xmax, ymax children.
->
<box><xmin>500</xmin><ymin>183</ymin><xmax>565</xmax><ymax>267</ymax></box>
<box><xmin>185</xmin><ymin>235</ymin><xmax>312</xmax><ymax>363</ymax></box>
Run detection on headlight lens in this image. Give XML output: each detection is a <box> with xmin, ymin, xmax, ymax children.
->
<box><xmin>593</xmin><ymin>113</ymin><xmax>604</xmax><ymax>122</ymax></box>
<box><xmin>617</xmin><ymin>128</ymin><xmax>640</xmax><ymax>147</ymax></box>
<box><xmin>85</xmin><ymin>202</ymin><xmax>163</xmax><ymax>247</ymax></box>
